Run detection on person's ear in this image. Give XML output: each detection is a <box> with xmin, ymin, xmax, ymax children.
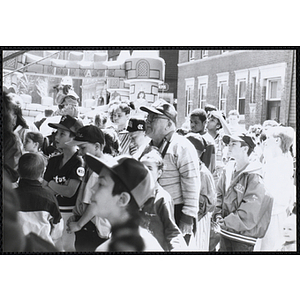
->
<box><xmin>33</xmin><ymin>141</ymin><xmax>39</xmax><ymax>149</ymax></box>
<box><xmin>118</xmin><ymin>192</ymin><xmax>131</xmax><ymax>207</ymax></box>
<box><xmin>94</xmin><ymin>142</ymin><xmax>103</xmax><ymax>152</ymax></box>
<box><xmin>157</xmin><ymin>168</ymin><xmax>163</xmax><ymax>179</ymax></box>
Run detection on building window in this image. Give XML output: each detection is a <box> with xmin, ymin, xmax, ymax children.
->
<box><xmin>237</xmin><ymin>80</ymin><xmax>246</xmax><ymax>115</ymax></box>
<box><xmin>185</xmin><ymin>78</ymin><xmax>194</xmax><ymax>116</ymax></box>
<box><xmin>137</xmin><ymin>60</ymin><xmax>149</xmax><ymax>77</ymax></box>
<box><xmin>267</xmin><ymin>78</ymin><xmax>281</xmax><ymax>100</ymax></box>
<box><xmin>198</xmin><ymin>84</ymin><xmax>207</xmax><ymax>109</ymax></box>
<box><xmin>250</xmin><ymin>77</ymin><xmax>256</xmax><ymax>103</ymax></box>
<box><xmin>201</xmin><ymin>50</ymin><xmax>208</xmax><ymax>58</ymax></box>
<box><xmin>219</xmin><ymin>81</ymin><xmax>227</xmax><ymax>111</ymax></box>
<box><xmin>188</xmin><ymin>50</ymin><xmax>195</xmax><ymax>61</ymax></box>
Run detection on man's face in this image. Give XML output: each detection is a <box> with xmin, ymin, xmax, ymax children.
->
<box><xmin>91</xmin><ymin>167</ymin><xmax>119</xmax><ymax>219</ymax></box>
<box><xmin>55</xmin><ymin>129</ymin><xmax>73</xmax><ymax>149</ymax></box>
<box><xmin>78</xmin><ymin>142</ymin><xmax>97</xmax><ymax>157</ymax></box>
<box><xmin>145</xmin><ymin>113</ymin><xmax>169</xmax><ymax>140</ymax></box>
<box><xmin>206</xmin><ymin>116</ymin><xmax>220</xmax><ymax>131</ymax></box>
<box><xmin>190</xmin><ymin>116</ymin><xmax>205</xmax><ymax>133</ymax></box>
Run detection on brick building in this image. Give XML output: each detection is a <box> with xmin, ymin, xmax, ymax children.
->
<box><xmin>177</xmin><ymin>49</ymin><xmax>296</xmax><ymax>129</ymax></box>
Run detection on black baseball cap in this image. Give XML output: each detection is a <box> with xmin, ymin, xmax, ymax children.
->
<box><xmin>48</xmin><ymin>115</ymin><xmax>83</xmax><ymax>134</ymax></box>
<box><xmin>127</xmin><ymin>118</ymin><xmax>146</xmax><ymax>132</ymax></box>
<box><xmin>66</xmin><ymin>125</ymin><xmax>105</xmax><ymax>146</ymax></box>
<box><xmin>223</xmin><ymin>133</ymin><xmax>256</xmax><ymax>149</ymax></box>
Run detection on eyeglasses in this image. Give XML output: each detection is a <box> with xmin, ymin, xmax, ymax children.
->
<box><xmin>146</xmin><ymin>114</ymin><xmax>169</xmax><ymax>123</ymax></box>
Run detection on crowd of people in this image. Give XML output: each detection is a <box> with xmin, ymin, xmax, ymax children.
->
<box><xmin>3</xmin><ymin>86</ymin><xmax>297</xmax><ymax>252</ymax></box>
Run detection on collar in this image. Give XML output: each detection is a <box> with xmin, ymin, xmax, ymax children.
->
<box><xmin>18</xmin><ymin>178</ymin><xmax>42</xmax><ymax>187</ymax></box>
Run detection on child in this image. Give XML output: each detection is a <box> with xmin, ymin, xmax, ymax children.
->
<box><xmin>24</xmin><ymin>131</ymin><xmax>44</xmax><ymax>153</ymax></box>
<box><xmin>139</xmin><ymin>146</ymin><xmax>187</xmax><ymax>251</ymax></box>
<box><xmin>65</xmin><ymin>125</ymin><xmax>111</xmax><ymax>252</ymax></box>
<box><xmin>16</xmin><ymin>153</ymin><xmax>63</xmax><ymax>248</ymax></box>
<box><xmin>43</xmin><ymin>115</ymin><xmax>84</xmax><ymax>251</ymax></box>
<box><xmin>186</xmin><ymin>133</ymin><xmax>216</xmax><ymax>251</ymax></box>
<box><xmin>281</xmin><ymin>214</ymin><xmax>296</xmax><ymax>251</ymax></box>
<box><xmin>84</xmin><ymin>153</ymin><xmax>163</xmax><ymax>251</ymax></box>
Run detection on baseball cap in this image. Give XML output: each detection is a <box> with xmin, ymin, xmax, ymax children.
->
<box><xmin>48</xmin><ymin>115</ymin><xmax>83</xmax><ymax>134</ymax></box>
<box><xmin>66</xmin><ymin>125</ymin><xmax>105</xmax><ymax>146</ymax></box>
<box><xmin>223</xmin><ymin>133</ymin><xmax>256</xmax><ymax>149</ymax></box>
<box><xmin>85</xmin><ymin>153</ymin><xmax>155</xmax><ymax>208</ymax></box>
<box><xmin>127</xmin><ymin>118</ymin><xmax>146</xmax><ymax>132</ymax></box>
<box><xmin>140</xmin><ymin>99</ymin><xmax>177</xmax><ymax>124</ymax></box>
<box><xmin>186</xmin><ymin>132</ymin><xmax>207</xmax><ymax>153</ymax></box>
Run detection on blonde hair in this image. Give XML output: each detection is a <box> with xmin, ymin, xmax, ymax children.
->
<box><xmin>269</xmin><ymin>126</ymin><xmax>294</xmax><ymax>153</ymax></box>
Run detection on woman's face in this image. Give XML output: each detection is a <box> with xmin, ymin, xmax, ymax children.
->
<box><xmin>112</xmin><ymin>108</ymin><xmax>128</xmax><ymax>129</ymax></box>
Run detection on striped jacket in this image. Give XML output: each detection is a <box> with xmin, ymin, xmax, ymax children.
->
<box><xmin>158</xmin><ymin>132</ymin><xmax>200</xmax><ymax>219</ymax></box>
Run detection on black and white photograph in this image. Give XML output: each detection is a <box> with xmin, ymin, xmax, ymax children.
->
<box><xmin>2</xmin><ymin>48</ymin><xmax>297</xmax><ymax>254</ymax></box>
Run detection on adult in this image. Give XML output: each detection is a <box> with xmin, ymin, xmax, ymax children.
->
<box><xmin>258</xmin><ymin>126</ymin><xmax>295</xmax><ymax>251</ymax></box>
<box><xmin>140</xmin><ymin>100</ymin><xmax>200</xmax><ymax>243</ymax></box>
<box><xmin>189</xmin><ymin>108</ymin><xmax>216</xmax><ymax>174</ymax></box>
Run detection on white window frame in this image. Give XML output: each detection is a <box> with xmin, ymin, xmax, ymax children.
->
<box><xmin>260</xmin><ymin>63</ymin><xmax>286</xmax><ymax>101</ymax></box>
<box><xmin>202</xmin><ymin>50</ymin><xmax>208</xmax><ymax>58</ymax></box>
<box><xmin>197</xmin><ymin>75</ymin><xmax>208</xmax><ymax>109</ymax></box>
<box><xmin>249</xmin><ymin>68</ymin><xmax>259</xmax><ymax>104</ymax></box>
<box><xmin>185</xmin><ymin>78</ymin><xmax>195</xmax><ymax>116</ymax></box>
<box><xmin>234</xmin><ymin>69</ymin><xmax>248</xmax><ymax>119</ymax></box>
<box><xmin>266</xmin><ymin>78</ymin><xmax>282</xmax><ymax>101</ymax></box>
<box><xmin>188</xmin><ymin>50</ymin><xmax>195</xmax><ymax>61</ymax></box>
<box><xmin>217</xmin><ymin>72</ymin><xmax>229</xmax><ymax>113</ymax></box>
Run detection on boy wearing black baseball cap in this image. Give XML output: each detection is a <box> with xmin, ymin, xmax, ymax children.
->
<box><xmin>212</xmin><ymin>133</ymin><xmax>273</xmax><ymax>252</ymax></box>
<box><xmin>84</xmin><ymin>153</ymin><xmax>163</xmax><ymax>251</ymax></box>
<box><xmin>65</xmin><ymin>125</ymin><xmax>110</xmax><ymax>252</ymax></box>
<box><xmin>43</xmin><ymin>115</ymin><xmax>84</xmax><ymax>251</ymax></box>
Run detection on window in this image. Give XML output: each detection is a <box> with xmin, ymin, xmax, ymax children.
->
<box><xmin>185</xmin><ymin>78</ymin><xmax>194</xmax><ymax>116</ymax></box>
<box><xmin>198</xmin><ymin>84</ymin><xmax>207</xmax><ymax>109</ymax></box>
<box><xmin>219</xmin><ymin>81</ymin><xmax>227</xmax><ymax>111</ymax></box>
<box><xmin>217</xmin><ymin>72</ymin><xmax>229</xmax><ymax>113</ymax></box>
<box><xmin>267</xmin><ymin>78</ymin><xmax>281</xmax><ymax>100</ymax></box>
<box><xmin>237</xmin><ymin>80</ymin><xmax>246</xmax><ymax>115</ymax></box>
<box><xmin>202</xmin><ymin>50</ymin><xmax>208</xmax><ymax>58</ymax></box>
<box><xmin>188</xmin><ymin>50</ymin><xmax>195</xmax><ymax>61</ymax></box>
<box><xmin>250</xmin><ymin>77</ymin><xmax>256</xmax><ymax>103</ymax></box>
<box><xmin>197</xmin><ymin>75</ymin><xmax>208</xmax><ymax>109</ymax></box>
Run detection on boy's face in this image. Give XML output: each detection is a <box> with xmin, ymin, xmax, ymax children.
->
<box><xmin>91</xmin><ymin>167</ymin><xmax>120</xmax><ymax>219</ymax></box>
<box><xmin>55</xmin><ymin>129</ymin><xmax>73</xmax><ymax>149</ymax></box>
<box><xmin>228</xmin><ymin>115</ymin><xmax>239</xmax><ymax>125</ymax></box>
<box><xmin>227</xmin><ymin>140</ymin><xmax>245</xmax><ymax>160</ymax></box>
<box><xmin>78</xmin><ymin>142</ymin><xmax>97</xmax><ymax>157</ymax></box>
<box><xmin>140</xmin><ymin>158</ymin><xmax>161</xmax><ymax>183</ymax></box>
<box><xmin>129</xmin><ymin>131</ymin><xmax>144</xmax><ymax>147</ymax></box>
<box><xmin>283</xmin><ymin>219</ymin><xmax>296</xmax><ymax>242</ymax></box>
<box><xmin>190</xmin><ymin>116</ymin><xmax>205</xmax><ymax>133</ymax></box>
<box><xmin>24</xmin><ymin>137</ymin><xmax>38</xmax><ymax>153</ymax></box>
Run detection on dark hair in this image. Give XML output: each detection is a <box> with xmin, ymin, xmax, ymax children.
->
<box><xmin>94</xmin><ymin>112</ymin><xmax>108</xmax><ymax>128</ymax></box>
<box><xmin>239</xmin><ymin>142</ymin><xmax>254</xmax><ymax>157</ymax></box>
<box><xmin>12</xmin><ymin>104</ymin><xmax>29</xmax><ymax>129</ymax></box>
<box><xmin>190</xmin><ymin>108</ymin><xmax>207</xmax><ymax>122</ymax></box>
<box><xmin>25</xmin><ymin>132</ymin><xmax>44</xmax><ymax>150</ymax></box>
<box><xmin>103</xmin><ymin>128</ymin><xmax>120</xmax><ymax>156</ymax></box>
<box><xmin>18</xmin><ymin>153</ymin><xmax>45</xmax><ymax>180</ymax></box>
<box><xmin>109</xmin><ymin>219</ymin><xmax>144</xmax><ymax>252</ymax></box>
<box><xmin>110</xmin><ymin>171</ymin><xmax>140</xmax><ymax>221</ymax></box>
<box><xmin>119</xmin><ymin>102</ymin><xmax>131</xmax><ymax>115</ymax></box>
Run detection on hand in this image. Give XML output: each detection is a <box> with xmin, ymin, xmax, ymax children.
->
<box><xmin>67</xmin><ymin>221</ymin><xmax>82</xmax><ymax>234</ymax></box>
<box><xmin>215</xmin><ymin>216</ymin><xmax>225</xmax><ymax>227</ymax></box>
<box><xmin>179</xmin><ymin>221</ymin><xmax>193</xmax><ymax>236</ymax></box>
<box><xmin>66</xmin><ymin>215</ymin><xmax>77</xmax><ymax>227</ymax></box>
